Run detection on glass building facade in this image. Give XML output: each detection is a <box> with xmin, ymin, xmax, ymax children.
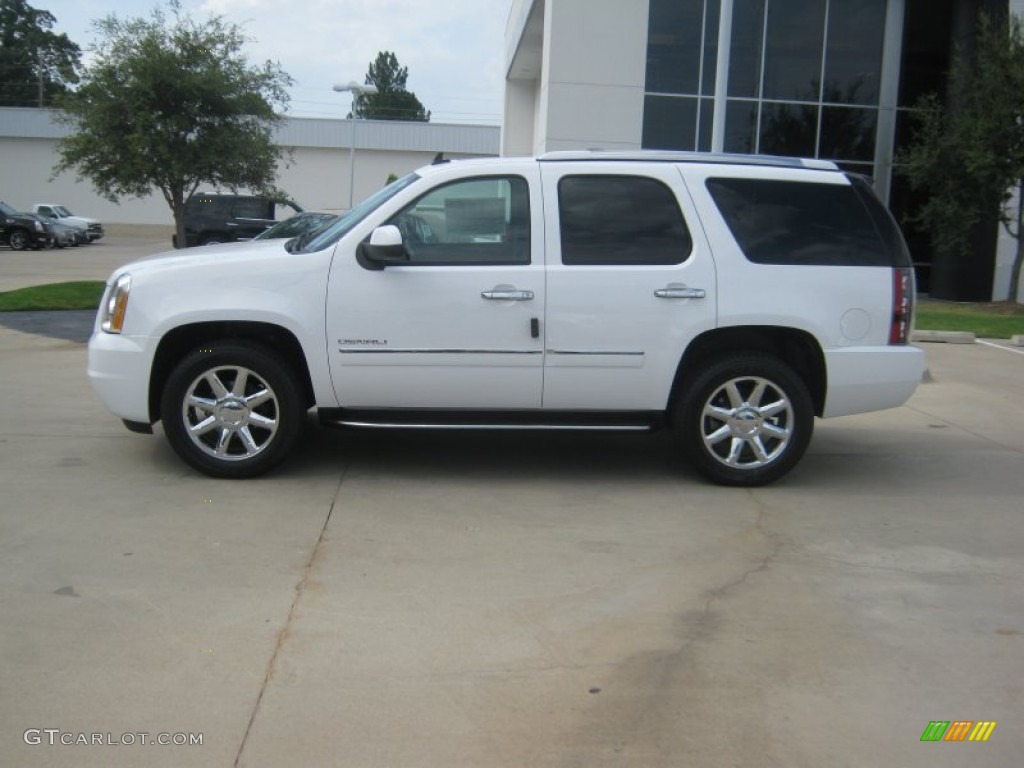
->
<box><xmin>643</xmin><ymin>0</ymin><xmax>889</xmax><ymax>180</ymax></box>
<box><xmin>641</xmin><ymin>0</ymin><xmax>1007</xmax><ymax>297</ymax></box>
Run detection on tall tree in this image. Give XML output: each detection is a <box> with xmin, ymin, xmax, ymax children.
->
<box><xmin>899</xmin><ymin>12</ymin><xmax>1024</xmax><ymax>303</ymax></box>
<box><xmin>352</xmin><ymin>51</ymin><xmax>430</xmax><ymax>122</ymax></box>
<box><xmin>54</xmin><ymin>0</ymin><xmax>293</xmax><ymax>248</ymax></box>
<box><xmin>0</xmin><ymin>0</ymin><xmax>81</xmax><ymax>106</ymax></box>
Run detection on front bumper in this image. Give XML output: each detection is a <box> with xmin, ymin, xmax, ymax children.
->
<box><xmin>87</xmin><ymin>329</ymin><xmax>156</xmax><ymax>424</ymax></box>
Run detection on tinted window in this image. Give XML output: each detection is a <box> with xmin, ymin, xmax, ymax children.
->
<box><xmin>824</xmin><ymin>0</ymin><xmax>885</xmax><ymax>105</ymax></box>
<box><xmin>762</xmin><ymin>0</ymin><xmax>825</xmax><ymax>102</ymax></box>
<box><xmin>643</xmin><ymin>95</ymin><xmax>699</xmax><ymax>151</ymax></box>
<box><xmin>728</xmin><ymin>0</ymin><xmax>766</xmax><ymax>98</ymax></box>
<box><xmin>387</xmin><ymin>176</ymin><xmax>530</xmax><ymax>265</ymax></box>
<box><xmin>848</xmin><ymin>174</ymin><xmax>912</xmax><ymax>267</ymax></box>
<box><xmin>646</xmin><ymin>0</ymin><xmax>705</xmax><ymax>95</ymax></box>
<box><xmin>706</xmin><ymin>177</ymin><xmax>898</xmax><ymax>266</ymax></box>
<box><xmin>232</xmin><ymin>198</ymin><xmax>271</xmax><ymax>219</ymax></box>
<box><xmin>558</xmin><ymin>176</ymin><xmax>692</xmax><ymax>266</ymax></box>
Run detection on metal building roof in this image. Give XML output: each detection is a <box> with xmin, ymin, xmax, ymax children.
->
<box><xmin>0</xmin><ymin>107</ymin><xmax>500</xmax><ymax>155</ymax></box>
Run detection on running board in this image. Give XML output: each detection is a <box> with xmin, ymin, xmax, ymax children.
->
<box><xmin>318</xmin><ymin>409</ymin><xmax>663</xmax><ymax>433</ymax></box>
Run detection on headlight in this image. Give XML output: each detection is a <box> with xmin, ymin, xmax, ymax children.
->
<box><xmin>34</xmin><ymin>221</ymin><xmax>44</xmax><ymax>232</ymax></box>
<box><xmin>101</xmin><ymin>274</ymin><xmax>132</xmax><ymax>333</ymax></box>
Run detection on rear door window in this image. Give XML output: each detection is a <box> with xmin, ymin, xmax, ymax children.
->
<box><xmin>705</xmin><ymin>177</ymin><xmax>899</xmax><ymax>266</ymax></box>
<box><xmin>558</xmin><ymin>175</ymin><xmax>692</xmax><ymax>265</ymax></box>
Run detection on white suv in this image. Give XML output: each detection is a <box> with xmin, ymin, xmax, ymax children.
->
<box><xmin>88</xmin><ymin>151</ymin><xmax>924</xmax><ymax>485</ymax></box>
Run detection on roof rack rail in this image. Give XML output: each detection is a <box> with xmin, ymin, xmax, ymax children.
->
<box><xmin>538</xmin><ymin>149</ymin><xmax>838</xmax><ymax>171</ymax></box>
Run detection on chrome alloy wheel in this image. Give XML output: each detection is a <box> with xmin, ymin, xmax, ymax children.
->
<box><xmin>182</xmin><ymin>366</ymin><xmax>279</xmax><ymax>461</ymax></box>
<box><xmin>699</xmin><ymin>376</ymin><xmax>794</xmax><ymax>469</ymax></box>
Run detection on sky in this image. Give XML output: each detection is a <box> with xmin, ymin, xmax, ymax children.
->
<box><xmin>40</xmin><ymin>0</ymin><xmax>510</xmax><ymax>125</ymax></box>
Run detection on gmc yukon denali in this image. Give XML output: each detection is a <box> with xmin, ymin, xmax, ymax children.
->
<box><xmin>88</xmin><ymin>151</ymin><xmax>924</xmax><ymax>486</ymax></box>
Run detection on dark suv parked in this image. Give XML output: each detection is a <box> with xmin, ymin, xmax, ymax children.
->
<box><xmin>0</xmin><ymin>201</ymin><xmax>52</xmax><ymax>250</ymax></box>
<box><xmin>175</xmin><ymin>193</ymin><xmax>303</xmax><ymax>247</ymax></box>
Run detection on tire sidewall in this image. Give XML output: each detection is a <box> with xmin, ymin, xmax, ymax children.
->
<box><xmin>160</xmin><ymin>341</ymin><xmax>304</xmax><ymax>478</ymax></box>
<box><xmin>9</xmin><ymin>229</ymin><xmax>27</xmax><ymax>250</ymax></box>
<box><xmin>675</xmin><ymin>354</ymin><xmax>814</xmax><ymax>486</ymax></box>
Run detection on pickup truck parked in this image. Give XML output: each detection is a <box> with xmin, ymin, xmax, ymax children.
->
<box><xmin>88</xmin><ymin>151</ymin><xmax>925</xmax><ymax>486</ymax></box>
<box><xmin>32</xmin><ymin>204</ymin><xmax>104</xmax><ymax>242</ymax></box>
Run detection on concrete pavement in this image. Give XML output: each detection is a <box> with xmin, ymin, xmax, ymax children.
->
<box><xmin>0</xmin><ymin>226</ymin><xmax>172</xmax><ymax>292</ymax></box>
<box><xmin>1</xmin><ymin>318</ymin><xmax>1022</xmax><ymax>766</ymax></box>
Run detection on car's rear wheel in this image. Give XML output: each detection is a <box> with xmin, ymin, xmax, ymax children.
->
<box><xmin>160</xmin><ymin>342</ymin><xmax>305</xmax><ymax>478</ymax></box>
<box><xmin>675</xmin><ymin>354</ymin><xmax>813</xmax><ymax>486</ymax></box>
<box><xmin>8</xmin><ymin>229</ymin><xmax>28</xmax><ymax>250</ymax></box>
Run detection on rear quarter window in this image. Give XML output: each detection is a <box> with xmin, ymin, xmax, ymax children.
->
<box><xmin>705</xmin><ymin>177</ymin><xmax>901</xmax><ymax>267</ymax></box>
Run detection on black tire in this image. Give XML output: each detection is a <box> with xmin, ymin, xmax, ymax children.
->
<box><xmin>160</xmin><ymin>341</ymin><xmax>305</xmax><ymax>478</ymax></box>
<box><xmin>674</xmin><ymin>354</ymin><xmax>814</xmax><ymax>486</ymax></box>
<box><xmin>8</xmin><ymin>229</ymin><xmax>29</xmax><ymax>250</ymax></box>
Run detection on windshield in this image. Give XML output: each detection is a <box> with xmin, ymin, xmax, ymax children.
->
<box><xmin>256</xmin><ymin>212</ymin><xmax>336</xmax><ymax>240</ymax></box>
<box><xmin>291</xmin><ymin>173</ymin><xmax>420</xmax><ymax>254</ymax></box>
<box><xmin>0</xmin><ymin>201</ymin><xmax>18</xmax><ymax>216</ymax></box>
<box><xmin>55</xmin><ymin>206</ymin><xmax>73</xmax><ymax>216</ymax></box>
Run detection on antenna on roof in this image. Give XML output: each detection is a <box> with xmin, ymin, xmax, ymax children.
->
<box><xmin>432</xmin><ymin>152</ymin><xmax>448</xmax><ymax>165</ymax></box>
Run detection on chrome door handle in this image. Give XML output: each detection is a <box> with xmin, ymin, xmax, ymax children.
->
<box><xmin>654</xmin><ymin>286</ymin><xmax>706</xmax><ymax>299</ymax></box>
<box><xmin>481</xmin><ymin>289</ymin><xmax>535</xmax><ymax>301</ymax></box>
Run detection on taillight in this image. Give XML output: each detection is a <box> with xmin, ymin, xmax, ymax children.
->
<box><xmin>890</xmin><ymin>267</ymin><xmax>913</xmax><ymax>345</ymax></box>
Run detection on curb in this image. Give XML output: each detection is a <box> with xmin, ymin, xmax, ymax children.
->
<box><xmin>911</xmin><ymin>329</ymin><xmax>976</xmax><ymax>344</ymax></box>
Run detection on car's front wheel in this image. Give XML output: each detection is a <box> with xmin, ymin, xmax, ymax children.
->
<box><xmin>160</xmin><ymin>342</ymin><xmax>305</xmax><ymax>478</ymax></box>
<box><xmin>8</xmin><ymin>229</ymin><xmax>28</xmax><ymax>250</ymax></box>
<box><xmin>675</xmin><ymin>354</ymin><xmax>813</xmax><ymax>486</ymax></box>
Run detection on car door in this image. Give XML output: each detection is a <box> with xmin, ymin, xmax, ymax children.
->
<box><xmin>326</xmin><ymin>168</ymin><xmax>544</xmax><ymax>409</ymax></box>
<box><xmin>539</xmin><ymin>162</ymin><xmax>718</xmax><ymax>410</ymax></box>
<box><xmin>229</xmin><ymin>197</ymin><xmax>276</xmax><ymax>240</ymax></box>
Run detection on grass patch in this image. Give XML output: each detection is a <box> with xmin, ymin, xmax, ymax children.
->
<box><xmin>0</xmin><ymin>281</ymin><xmax>105</xmax><ymax>311</ymax></box>
<box><xmin>916</xmin><ymin>299</ymin><xmax>1024</xmax><ymax>338</ymax></box>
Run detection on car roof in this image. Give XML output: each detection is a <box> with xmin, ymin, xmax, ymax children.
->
<box><xmin>538</xmin><ymin>150</ymin><xmax>839</xmax><ymax>170</ymax></box>
<box><xmin>414</xmin><ymin>150</ymin><xmax>839</xmax><ymax>177</ymax></box>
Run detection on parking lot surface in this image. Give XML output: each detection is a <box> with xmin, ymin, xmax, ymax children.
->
<box><xmin>1</xmin><ymin>241</ymin><xmax>1022</xmax><ymax>766</ymax></box>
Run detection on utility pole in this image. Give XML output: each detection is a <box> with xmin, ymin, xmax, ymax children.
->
<box><xmin>37</xmin><ymin>50</ymin><xmax>45</xmax><ymax>107</ymax></box>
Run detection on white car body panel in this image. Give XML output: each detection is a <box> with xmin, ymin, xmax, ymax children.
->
<box><xmin>539</xmin><ymin>161</ymin><xmax>718</xmax><ymax>410</ymax></box>
<box><xmin>87</xmin><ymin>240</ymin><xmax>339</xmax><ymax>420</ymax></box>
<box><xmin>326</xmin><ymin>160</ymin><xmax>546</xmax><ymax>409</ymax></box>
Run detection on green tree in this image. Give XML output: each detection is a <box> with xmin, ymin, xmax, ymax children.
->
<box><xmin>899</xmin><ymin>13</ymin><xmax>1024</xmax><ymax>302</ymax></box>
<box><xmin>54</xmin><ymin>0</ymin><xmax>292</xmax><ymax>248</ymax></box>
<box><xmin>0</xmin><ymin>0</ymin><xmax>81</xmax><ymax>106</ymax></box>
<box><xmin>352</xmin><ymin>51</ymin><xmax>430</xmax><ymax>122</ymax></box>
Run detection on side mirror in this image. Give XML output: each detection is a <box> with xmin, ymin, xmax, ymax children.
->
<box><xmin>358</xmin><ymin>225</ymin><xmax>409</xmax><ymax>269</ymax></box>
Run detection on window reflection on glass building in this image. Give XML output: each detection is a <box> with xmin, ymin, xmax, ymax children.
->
<box><xmin>644</xmin><ymin>0</ymin><xmax>886</xmax><ymax>179</ymax></box>
<box><xmin>641</xmin><ymin>0</ymin><xmax>1010</xmax><ymax>297</ymax></box>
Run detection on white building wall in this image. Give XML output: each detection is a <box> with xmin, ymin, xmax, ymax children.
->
<box><xmin>503</xmin><ymin>0</ymin><xmax>648</xmax><ymax>155</ymax></box>
<box><xmin>542</xmin><ymin>0</ymin><xmax>648</xmax><ymax>152</ymax></box>
<box><xmin>0</xmin><ymin>108</ymin><xmax>499</xmax><ymax>225</ymax></box>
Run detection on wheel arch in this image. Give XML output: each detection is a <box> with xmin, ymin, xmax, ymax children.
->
<box><xmin>668</xmin><ymin>326</ymin><xmax>827</xmax><ymax>417</ymax></box>
<box><xmin>148</xmin><ymin>321</ymin><xmax>315</xmax><ymax>422</ymax></box>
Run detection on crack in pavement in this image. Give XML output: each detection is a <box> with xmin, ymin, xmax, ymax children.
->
<box><xmin>701</xmin><ymin>490</ymin><xmax>783</xmax><ymax>615</ymax></box>
<box><xmin>233</xmin><ymin>469</ymin><xmax>348</xmax><ymax>768</ymax></box>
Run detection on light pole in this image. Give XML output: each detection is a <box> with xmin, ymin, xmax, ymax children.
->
<box><xmin>333</xmin><ymin>81</ymin><xmax>379</xmax><ymax>209</ymax></box>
